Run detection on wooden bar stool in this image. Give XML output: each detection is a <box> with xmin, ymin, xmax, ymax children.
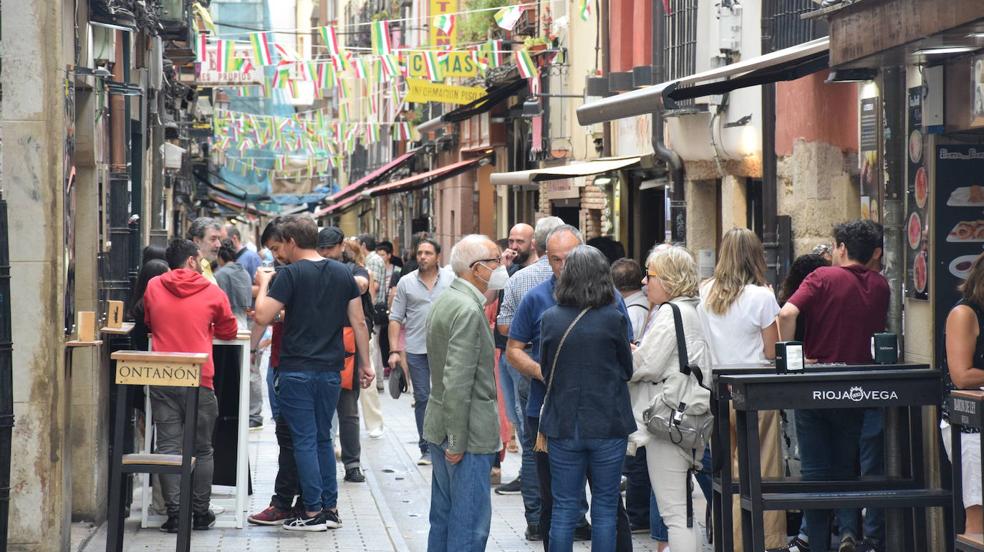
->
<box><xmin>106</xmin><ymin>351</ymin><xmax>209</xmax><ymax>552</ymax></box>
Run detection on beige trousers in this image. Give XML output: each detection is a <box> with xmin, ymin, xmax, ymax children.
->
<box><xmin>730</xmin><ymin>408</ymin><xmax>786</xmax><ymax>551</ymax></box>
<box><xmin>361</xmin><ymin>333</ymin><xmax>385</xmax><ymax>432</ymax></box>
<box><xmin>647</xmin><ymin>440</ymin><xmax>701</xmax><ymax>551</ymax></box>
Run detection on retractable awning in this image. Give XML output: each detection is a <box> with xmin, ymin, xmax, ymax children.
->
<box><xmin>367</xmin><ymin>151</ymin><xmax>494</xmax><ymax>197</ymax></box>
<box><xmin>323</xmin><ymin>149</ymin><xmax>419</xmax><ymax>205</ymax></box>
<box><xmin>491</xmin><ymin>155</ymin><xmax>650</xmax><ymax>186</ymax></box>
<box><xmin>577</xmin><ymin>37</ymin><xmax>830</xmax><ymax>125</ymax></box>
<box><xmin>316</xmin><ymin>192</ymin><xmax>363</xmax><ymax>216</ymax></box>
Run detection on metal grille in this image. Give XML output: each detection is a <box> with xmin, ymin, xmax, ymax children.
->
<box><xmin>663</xmin><ymin>0</ymin><xmax>698</xmax><ymax>109</ymax></box>
<box><xmin>767</xmin><ymin>0</ymin><xmax>828</xmax><ymax>52</ymax></box>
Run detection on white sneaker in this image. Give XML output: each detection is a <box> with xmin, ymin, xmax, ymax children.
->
<box><xmin>368</xmin><ymin>428</ymin><xmax>384</xmax><ymax>439</ymax></box>
<box><xmin>209</xmin><ymin>503</ymin><xmax>225</xmax><ymax>515</ymax></box>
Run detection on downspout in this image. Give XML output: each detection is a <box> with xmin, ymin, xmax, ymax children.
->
<box><xmin>761</xmin><ymin>0</ymin><xmax>779</xmax><ymax>284</ymax></box>
<box><xmin>0</xmin><ymin>189</ymin><xmax>13</xmax><ymax>549</ymax></box>
<box><xmin>599</xmin><ymin>0</ymin><xmax>611</xmax><ymax>157</ymax></box>
<box><xmin>652</xmin><ymin>0</ymin><xmax>685</xmax><ymax>244</ymax></box>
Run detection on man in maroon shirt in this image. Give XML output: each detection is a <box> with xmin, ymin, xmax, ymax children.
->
<box><xmin>776</xmin><ymin>220</ymin><xmax>889</xmax><ymax>552</ymax></box>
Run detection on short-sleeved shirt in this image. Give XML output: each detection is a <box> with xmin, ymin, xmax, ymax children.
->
<box><xmin>365</xmin><ymin>252</ymin><xmax>386</xmax><ymax>297</ymax></box>
<box><xmin>268</xmin><ymin>258</ymin><xmax>360</xmax><ymax>371</ymax></box>
<box><xmin>389</xmin><ymin>266</ymin><xmax>455</xmax><ymax>354</ymax></box>
<box><xmin>698</xmin><ymin>282</ymin><xmax>780</xmax><ymax>366</ymax></box>
<box><xmin>510</xmin><ymin>276</ymin><xmax>634</xmax><ymax>418</ymax></box>
<box><xmin>235</xmin><ymin>247</ymin><xmax>263</xmax><ymax>283</ymax></box>
<box><xmin>787</xmin><ymin>264</ymin><xmax>889</xmax><ymax>364</ymax></box>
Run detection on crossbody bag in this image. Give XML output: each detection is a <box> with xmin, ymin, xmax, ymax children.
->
<box><xmin>533</xmin><ymin>307</ymin><xmax>590</xmax><ymax>454</ymax></box>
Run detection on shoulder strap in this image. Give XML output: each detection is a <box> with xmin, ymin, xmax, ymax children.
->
<box><xmin>542</xmin><ymin>308</ymin><xmax>590</xmax><ymax>411</ymax></box>
<box><xmin>628</xmin><ymin>303</ymin><xmax>649</xmax><ymax>311</ymax></box>
<box><xmin>668</xmin><ymin>302</ymin><xmax>709</xmax><ymax>390</ymax></box>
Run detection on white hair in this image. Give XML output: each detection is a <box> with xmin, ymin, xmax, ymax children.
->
<box><xmin>450</xmin><ymin>234</ymin><xmax>493</xmax><ymax>276</ymax></box>
<box><xmin>534</xmin><ymin>216</ymin><xmax>565</xmax><ymax>253</ymax></box>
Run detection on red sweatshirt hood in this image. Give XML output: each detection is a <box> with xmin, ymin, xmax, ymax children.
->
<box><xmin>159</xmin><ymin>268</ymin><xmax>212</xmax><ymax>298</ymax></box>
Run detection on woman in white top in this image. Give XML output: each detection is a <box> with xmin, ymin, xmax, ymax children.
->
<box><xmin>698</xmin><ymin>227</ymin><xmax>785</xmax><ymax>551</ymax></box>
<box><xmin>629</xmin><ymin>246</ymin><xmax>710</xmax><ymax>552</ymax></box>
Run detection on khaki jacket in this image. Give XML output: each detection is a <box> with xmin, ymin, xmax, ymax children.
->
<box><xmin>423</xmin><ymin>278</ymin><xmax>500</xmax><ymax>455</ymax></box>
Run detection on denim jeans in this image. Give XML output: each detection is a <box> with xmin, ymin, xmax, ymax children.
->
<box><xmin>267</xmin><ymin>361</ymin><xmax>279</xmax><ymax>420</ymax></box>
<box><xmin>406</xmin><ymin>353</ymin><xmax>431</xmax><ymax>455</ymax></box>
<box><xmin>860</xmin><ymin>408</ymin><xmax>885</xmax><ymax>544</ymax></box>
<box><xmin>278</xmin><ymin>369</ymin><xmax>342</xmax><ymax>512</ymax></box>
<box><xmin>520</xmin><ymin>397</ymin><xmax>542</xmax><ymax>525</ymax></box>
<box><xmin>796</xmin><ymin>408</ymin><xmax>864</xmax><ymax>550</ymax></box>
<box><xmin>498</xmin><ymin>354</ymin><xmax>524</xmax><ymax>434</ymax></box>
<box><xmin>548</xmin><ymin>433</ymin><xmax>628</xmax><ymax>552</ymax></box>
<box><xmin>428</xmin><ymin>441</ymin><xmax>495</xmax><ymax>552</ymax></box>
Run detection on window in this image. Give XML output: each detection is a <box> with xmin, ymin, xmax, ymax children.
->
<box><xmin>662</xmin><ymin>0</ymin><xmax>698</xmax><ymax>109</ymax></box>
<box><xmin>766</xmin><ymin>0</ymin><xmax>828</xmax><ymax>51</ymax></box>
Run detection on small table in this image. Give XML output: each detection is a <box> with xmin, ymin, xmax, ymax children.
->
<box><xmin>140</xmin><ymin>332</ymin><xmax>251</xmax><ymax>529</ymax></box>
<box><xmin>947</xmin><ymin>390</ymin><xmax>984</xmax><ymax>551</ymax></box>
<box><xmin>712</xmin><ymin>363</ymin><xmax>951</xmax><ymax>552</ymax></box>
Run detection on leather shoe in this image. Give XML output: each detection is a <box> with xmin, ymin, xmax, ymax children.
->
<box><xmin>524</xmin><ymin>523</ymin><xmax>543</xmax><ymax>541</ymax></box>
<box><xmin>344</xmin><ymin>467</ymin><xmax>366</xmax><ymax>482</ymax></box>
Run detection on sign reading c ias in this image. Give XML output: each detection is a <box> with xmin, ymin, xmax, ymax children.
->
<box><xmin>408</xmin><ymin>51</ymin><xmax>478</xmax><ymax>79</ymax></box>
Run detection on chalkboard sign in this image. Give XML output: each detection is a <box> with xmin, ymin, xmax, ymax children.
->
<box><xmin>906</xmin><ymin>87</ymin><xmax>929</xmax><ymax>300</ymax></box>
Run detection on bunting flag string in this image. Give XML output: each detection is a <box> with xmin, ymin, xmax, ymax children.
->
<box><xmin>515</xmin><ymin>48</ymin><xmax>538</xmax><ymax>79</ymax></box>
<box><xmin>370</xmin><ymin>20</ymin><xmax>392</xmax><ymax>55</ymax></box>
<box><xmin>249</xmin><ymin>32</ymin><xmax>273</xmax><ymax>66</ymax></box>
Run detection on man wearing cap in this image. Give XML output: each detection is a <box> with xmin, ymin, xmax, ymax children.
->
<box><xmin>317</xmin><ymin>227</ymin><xmax>371</xmax><ymax>483</ymax></box>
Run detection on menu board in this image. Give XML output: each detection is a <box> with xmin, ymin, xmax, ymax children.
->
<box><xmin>859</xmin><ymin>97</ymin><xmax>880</xmax><ymax>221</ymax></box>
<box><xmin>934</xmin><ymin>145</ymin><xmax>984</xmax><ymax>370</ymax></box>
<box><xmin>906</xmin><ymin>87</ymin><xmax>929</xmax><ymax>300</ymax></box>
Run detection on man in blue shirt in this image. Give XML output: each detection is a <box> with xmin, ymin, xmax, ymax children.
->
<box><xmin>506</xmin><ymin>225</ymin><xmax>634</xmax><ymax>552</ymax></box>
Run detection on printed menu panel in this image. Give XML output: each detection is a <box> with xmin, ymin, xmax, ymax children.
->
<box><xmin>906</xmin><ymin>87</ymin><xmax>929</xmax><ymax>300</ymax></box>
<box><xmin>934</xmin><ymin>145</ymin><xmax>984</xmax><ymax>371</ymax></box>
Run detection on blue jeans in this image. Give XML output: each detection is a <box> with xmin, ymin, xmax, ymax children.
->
<box><xmin>267</xmin><ymin>360</ymin><xmax>279</xmax><ymax>420</ymax></box>
<box><xmin>406</xmin><ymin>353</ymin><xmax>431</xmax><ymax>455</ymax></box>
<box><xmin>498</xmin><ymin>354</ymin><xmax>524</xmax><ymax>434</ymax></box>
<box><xmin>519</xmin><ymin>396</ymin><xmax>541</xmax><ymax>525</ymax></box>
<box><xmin>796</xmin><ymin>408</ymin><xmax>863</xmax><ymax>550</ymax></box>
<box><xmin>548</xmin><ymin>434</ymin><xmax>627</xmax><ymax>552</ymax></box>
<box><xmin>277</xmin><ymin>369</ymin><xmax>342</xmax><ymax>512</ymax></box>
<box><xmin>428</xmin><ymin>441</ymin><xmax>495</xmax><ymax>552</ymax></box>
<box><xmin>860</xmin><ymin>408</ymin><xmax>885</xmax><ymax>544</ymax></box>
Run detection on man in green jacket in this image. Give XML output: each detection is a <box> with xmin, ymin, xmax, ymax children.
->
<box><xmin>424</xmin><ymin>234</ymin><xmax>506</xmax><ymax>551</ymax></box>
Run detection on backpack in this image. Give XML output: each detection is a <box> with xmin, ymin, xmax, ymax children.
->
<box><xmin>641</xmin><ymin>302</ymin><xmax>712</xmax><ymax>464</ymax></box>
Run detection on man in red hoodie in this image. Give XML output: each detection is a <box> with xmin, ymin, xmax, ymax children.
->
<box><xmin>143</xmin><ymin>239</ymin><xmax>239</xmax><ymax>532</ymax></box>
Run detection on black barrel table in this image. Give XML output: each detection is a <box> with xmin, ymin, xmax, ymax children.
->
<box><xmin>947</xmin><ymin>389</ymin><xmax>984</xmax><ymax>551</ymax></box>
<box><xmin>711</xmin><ymin>363</ymin><xmax>951</xmax><ymax>552</ymax></box>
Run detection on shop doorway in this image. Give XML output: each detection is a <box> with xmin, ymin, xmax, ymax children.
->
<box><xmin>553</xmin><ymin>206</ymin><xmax>580</xmax><ymax>228</ymax></box>
<box><xmin>627</xmin><ymin>183</ymin><xmax>665</xmax><ymax>263</ymax></box>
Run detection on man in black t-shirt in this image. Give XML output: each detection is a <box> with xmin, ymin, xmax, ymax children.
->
<box><xmin>255</xmin><ymin>216</ymin><xmax>373</xmax><ymax>532</ymax></box>
<box><xmin>318</xmin><ymin>226</ymin><xmax>370</xmax><ymax>484</ymax></box>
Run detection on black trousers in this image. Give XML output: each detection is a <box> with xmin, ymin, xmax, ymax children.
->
<box><xmin>624</xmin><ymin>447</ymin><xmax>652</xmax><ymax>528</ymax></box>
<box><xmin>529</xmin><ymin>416</ymin><xmax>633</xmax><ymax>551</ymax></box>
<box><xmin>270</xmin><ymin>414</ymin><xmax>299</xmax><ymax>511</ymax></box>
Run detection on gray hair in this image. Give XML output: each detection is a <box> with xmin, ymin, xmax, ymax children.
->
<box><xmin>187</xmin><ymin>217</ymin><xmax>221</xmax><ymax>241</ymax></box>
<box><xmin>554</xmin><ymin>246</ymin><xmax>616</xmax><ymax>309</ymax></box>
<box><xmin>449</xmin><ymin>234</ymin><xmax>493</xmax><ymax>276</ymax></box>
<box><xmin>546</xmin><ymin>224</ymin><xmax>584</xmax><ymax>247</ymax></box>
<box><xmin>533</xmin><ymin>216</ymin><xmax>565</xmax><ymax>254</ymax></box>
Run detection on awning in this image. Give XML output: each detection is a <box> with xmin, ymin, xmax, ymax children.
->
<box><xmin>317</xmin><ymin>192</ymin><xmax>363</xmax><ymax>217</ymax></box>
<box><xmin>324</xmin><ymin>149</ymin><xmax>420</xmax><ymax>205</ymax></box>
<box><xmin>577</xmin><ymin>37</ymin><xmax>830</xmax><ymax>125</ymax></box>
<box><xmin>441</xmin><ymin>79</ymin><xmax>527</xmax><ymax>123</ymax></box>
<box><xmin>491</xmin><ymin>156</ymin><xmax>649</xmax><ymax>186</ymax></box>
<box><xmin>367</xmin><ymin>151</ymin><xmax>494</xmax><ymax>197</ymax></box>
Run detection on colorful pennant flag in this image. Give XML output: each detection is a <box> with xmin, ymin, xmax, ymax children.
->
<box><xmin>485</xmin><ymin>39</ymin><xmax>504</xmax><ymax>67</ymax></box>
<box><xmin>380</xmin><ymin>54</ymin><xmax>400</xmax><ymax>79</ymax></box>
<box><xmin>579</xmin><ymin>0</ymin><xmax>591</xmax><ymax>21</ymax></box>
<box><xmin>423</xmin><ymin>51</ymin><xmax>441</xmax><ymax>81</ymax></box>
<box><xmin>351</xmin><ymin>57</ymin><xmax>368</xmax><ymax>79</ymax></box>
<box><xmin>515</xmin><ymin>48</ymin><xmax>538</xmax><ymax>79</ymax></box>
<box><xmin>371</xmin><ymin>20</ymin><xmax>392</xmax><ymax>55</ymax></box>
<box><xmin>494</xmin><ymin>6</ymin><xmax>523</xmax><ymax>31</ymax></box>
<box><xmin>433</xmin><ymin>14</ymin><xmax>455</xmax><ymax>36</ymax></box>
<box><xmin>197</xmin><ymin>33</ymin><xmax>208</xmax><ymax>64</ymax></box>
<box><xmin>320</xmin><ymin>26</ymin><xmax>342</xmax><ymax>58</ymax></box>
<box><xmin>216</xmin><ymin>40</ymin><xmax>236</xmax><ymax>73</ymax></box>
<box><xmin>249</xmin><ymin>32</ymin><xmax>273</xmax><ymax>66</ymax></box>
<box><xmin>274</xmin><ymin>43</ymin><xmax>298</xmax><ymax>62</ymax></box>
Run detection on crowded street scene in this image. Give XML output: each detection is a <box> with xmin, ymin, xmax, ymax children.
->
<box><xmin>4</xmin><ymin>0</ymin><xmax>984</xmax><ymax>551</ymax></box>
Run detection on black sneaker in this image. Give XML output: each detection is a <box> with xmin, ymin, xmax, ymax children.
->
<box><xmin>629</xmin><ymin>523</ymin><xmax>650</xmax><ymax>534</ymax></box>
<box><xmin>524</xmin><ymin>523</ymin><xmax>543</xmax><ymax>541</ymax></box>
<box><xmin>322</xmin><ymin>508</ymin><xmax>342</xmax><ymax>529</ymax></box>
<box><xmin>839</xmin><ymin>535</ymin><xmax>857</xmax><ymax>552</ymax></box>
<box><xmin>768</xmin><ymin>536</ymin><xmax>811</xmax><ymax>552</ymax></box>
<box><xmin>159</xmin><ymin>515</ymin><xmax>179</xmax><ymax>533</ymax></box>
<box><xmin>574</xmin><ymin>522</ymin><xmax>592</xmax><ymax>541</ymax></box>
<box><xmin>495</xmin><ymin>477</ymin><xmax>522</xmax><ymax>495</ymax></box>
<box><xmin>283</xmin><ymin>511</ymin><xmax>328</xmax><ymax>532</ymax></box>
<box><xmin>344</xmin><ymin>467</ymin><xmax>366</xmax><ymax>483</ymax></box>
<box><xmin>193</xmin><ymin>510</ymin><xmax>216</xmax><ymax>530</ymax></box>
<box><xmin>856</xmin><ymin>538</ymin><xmax>883</xmax><ymax>552</ymax></box>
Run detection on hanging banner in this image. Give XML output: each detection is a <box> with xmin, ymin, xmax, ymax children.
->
<box><xmin>429</xmin><ymin>0</ymin><xmax>458</xmax><ymax>49</ymax></box>
<box><xmin>405</xmin><ymin>79</ymin><xmax>485</xmax><ymax>105</ymax></box>
<box><xmin>407</xmin><ymin>51</ymin><xmax>477</xmax><ymax>79</ymax></box>
<box><xmin>197</xmin><ymin>42</ymin><xmax>264</xmax><ymax>85</ymax></box>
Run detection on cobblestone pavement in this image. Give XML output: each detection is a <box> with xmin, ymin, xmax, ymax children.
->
<box><xmin>76</xmin><ymin>368</ymin><xmax>710</xmax><ymax>551</ymax></box>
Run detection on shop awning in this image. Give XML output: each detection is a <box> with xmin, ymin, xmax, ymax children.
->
<box><xmin>316</xmin><ymin>192</ymin><xmax>363</xmax><ymax>217</ymax></box>
<box><xmin>491</xmin><ymin>156</ymin><xmax>650</xmax><ymax>186</ymax></box>
<box><xmin>324</xmin><ymin>149</ymin><xmax>420</xmax><ymax>206</ymax></box>
<box><xmin>576</xmin><ymin>37</ymin><xmax>830</xmax><ymax>125</ymax></box>
<box><xmin>366</xmin><ymin>151</ymin><xmax>494</xmax><ymax>197</ymax></box>
<box><xmin>441</xmin><ymin>79</ymin><xmax>527</xmax><ymax>123</ymax></box>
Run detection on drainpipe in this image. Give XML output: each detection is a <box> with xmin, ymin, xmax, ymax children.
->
<box><xmin>652</xmin><ymin>0</ymin><xmax>685</xmax><ymax>244</ymax></box>
<box><xmin>599</xmin><ymin>0</ymin><xmax>611</xmax><ymax>157</ymax></box>
<box><xmin>0</xmin><ymin>189</ymin><xmax>13</xmax><ymax>548</ymax></box>
<box><xmin>761</xmin><ymin>0</ymin><xmax>779</xmax><ymax>285</ymax></box>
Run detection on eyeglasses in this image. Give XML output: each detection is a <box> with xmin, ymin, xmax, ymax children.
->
<box><xmin>646</xmin><ymin>271</ymin><xmax>659</xmax><ymax>279</ymax></box>
<box><xmin>470</xmin><ymin>256</ymin><xmax>502</xmax><ymax>268</ymax></box>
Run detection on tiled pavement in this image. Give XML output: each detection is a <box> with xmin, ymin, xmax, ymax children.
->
<box><xmin>76</xmin><ymin>367</ymin><xmax>710</xmax><ymax>551</ymax></box>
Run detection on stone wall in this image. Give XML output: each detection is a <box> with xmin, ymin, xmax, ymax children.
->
<box><xmin>777</xmin><ymin>138</ymin><xmax>861</xmax><ymax>256</ymax></box>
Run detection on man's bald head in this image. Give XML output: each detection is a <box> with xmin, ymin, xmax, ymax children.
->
<box><xmin>546</xmin><ymin>225</ymin><xmax>584</xmax><ymax>279</ymax></box>
<box><xmin>508</xmin><ymin>223</ymin><xmax>536</xmax><ymax>266</ymax></box>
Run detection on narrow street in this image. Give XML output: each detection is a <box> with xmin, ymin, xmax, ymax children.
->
<box><xmin>73</xmin><ymin>363</ymin><xmax>707</xmax><ymax>551</ymax></box>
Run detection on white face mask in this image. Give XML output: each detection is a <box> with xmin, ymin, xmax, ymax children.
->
<box><xmin>483</xmin><ymin>265</ymin><xmax>509</xmax><ymax>291</ymax></box>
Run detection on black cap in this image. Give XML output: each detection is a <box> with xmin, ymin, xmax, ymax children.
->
<box><xmin>318</xmin><ymin>226</ymin><xmax>344</xmax><ymax>248</ymax></box>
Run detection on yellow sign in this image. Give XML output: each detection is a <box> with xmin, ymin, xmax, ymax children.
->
<box><xmin>116</xmin><ymin>360</ymin><xmax>202</xmax><ymax>387</ymax></box>
<box><xmin>407</xmin><ymin>51</ymin><xmax>478</xmax><ymax>80</ymax></box>
<box><xmin>429</xmin><ymin>0</ymin><xmax>458</xmax><ymax>49</ymax></box>
<box><xmin>405</xmin><ymin>79</ymin><xmax>486</xmax><ymax>105</ymax></box>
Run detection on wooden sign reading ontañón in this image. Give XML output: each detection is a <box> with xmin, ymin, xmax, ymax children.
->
<box><xmin>112</xmin><ymin>352</ymin><xmax>209</xmax><ymax>388</ymax></box>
